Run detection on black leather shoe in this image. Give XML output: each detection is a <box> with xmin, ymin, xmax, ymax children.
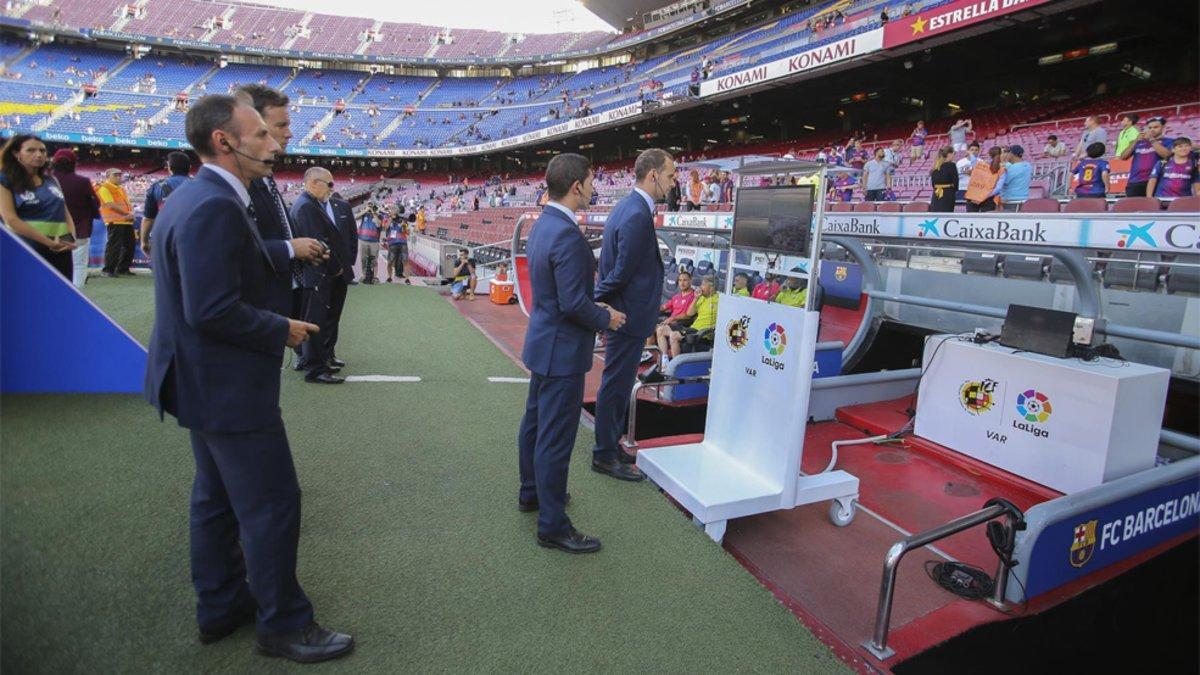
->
<box><xmin>517</xmin><ymin>492</ymin><xmax>571</xmax><ymax>513</ymax></box>
<box><xmin>256</xmin><ymin>622</ymin><xmax>354</xmax><ymax>663</ymax></box>
<box><xmin>198</xmin><ymin>600</ymin><xmax>257</xmax><ymax>645</ymax></box>
<box><xmin>329</xmin><ymin>358</ymin><xmax>346</xmax><ymax>369</ymax></box>
<box><xmin>537</xmin><ymin>528</ymin><xmax>601</xmax><ymax>554</ymax></box>
<box><xmin>324</xmin><ymin>361</ymin><xmax>343</xmax><ymax>373</ymax></box>
<box><xmin>305</xmin><ymin>373</ymin><xmax>345</xmax><ymax>384</ymax></box>
<box><xmin>616</xmin><ymin>449</ymin><xmax>638</xmax><ymax>465</ymax></box>
<box><xmin>592</xmin><ymin>458</ymin><xmax>645</xmax><ymax>482</ymax></box>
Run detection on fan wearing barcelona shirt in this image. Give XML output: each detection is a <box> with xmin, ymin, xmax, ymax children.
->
<box><xmin>1073</xmin><ymin>142</ymin><xmax>1110</xmax><ymax>199</ymax></box>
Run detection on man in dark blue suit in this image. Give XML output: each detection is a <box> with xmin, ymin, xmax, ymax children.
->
<box><xmin>326</xmin><ymin>193</ymin><xmax>357</xmax><ymax>362</ymax></box>
<box><xmin>593</xmin><ymin>149</ymin><xmax>674</xmax><ymax>475</ymax></box>
<box><xmin>235</xmin><ymin>84</ymin><xmax>327</xmax><ymax>320</ymax></box>
<box><xmin>518</xmin><ymin>153</ymin><xmax>625</xmax><ymax>554</ymax></box>
<box><xmin>289</xmin><ymin>167</ymin><xmax>353</xmax><ymax>384</ymax></box>
<box><xmin>143</xmin><ymin>95</ymin><xmax>353</xmax><ymax>662</ymax></box>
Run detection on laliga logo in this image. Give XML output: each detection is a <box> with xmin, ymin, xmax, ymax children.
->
<box><xmin>726</xmin><ymin>316</ymin><xmax>750</xmax><ymax>351</ymax></box>
<box><xmin>1013</xmin><ymin>389</ymin><xmax>1052</xmax><ymax>438</ymax></box>
<box><xmin>761</xmin><ymin>322</ymin><xmax>787</xmax><ymax>371</ymax></box>
<box><xmin>1070</xmin><ymin>520</ymin><xmax>1097</xmax><ymax>568</ymax></box>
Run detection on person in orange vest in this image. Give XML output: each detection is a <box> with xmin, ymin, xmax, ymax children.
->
<box><xmin>96</xmin><ymin>167</ymin><xmax>135</xmax><ymax>276</ymax></box>
<box><xmin>415</xmin><ymin>205</ymin><xmax>426</xmax><ymax>233</ymax></box>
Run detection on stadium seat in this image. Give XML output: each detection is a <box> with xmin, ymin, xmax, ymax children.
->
<box><xmin>1020</xmin><ymin>198</ymin><xmax>1061</xmax><ymax>213</ymax></box>
<box><xmin>1167</xmin><ymin>196</ymin><xmax>1200</xmax><ymax>212</ymax></box>
<box><xmin>1064</xmin><ymin>199</ymin><xmax>1109</xmax><ymax>213</ymax></box>
<box><xmin>902</xmin><ymin>202</ymin><xmax>929</xmax><ymax>213</ymax></box>
<box><xmin>1002</xmin><ymin>255</ymin><xmax>1046</xmax><ymax>280</ymax></box>
<box><xmin>695</xmin><ymin>260</ymin><xmax>715</xmax><ymax>278</ymax></box>
<box><xmin>961</xmin><ymin>252</ymin><xmax>1000</xmax><ymax>276</ymax></box>
<box><xmin>678</xmin><ymin>258</ymin><xmax>694</xmax><ymax>274</ymax></box>
<box><xmin>1102</xmin><ymin>253</ymin><xmax>1161</xmax><ymax>292</ymax></box>
<box><xmin>875</xmin><ymin>202</ymin><xmax>903</xmax><ymax>212</ymax></box>
<box><xmin>829</xmin><ymin>203</ymin><xmax>854</xmax><ymax>212</ymax></box>
<box><xmin>1165</xmin><ymin>264</ymin><xmax>1200</xmax><ymax>295</ymax></box>
<box><xmin>852</xmin><ymin>202</ymin><xmax>876</xmax><ymax>213</ymax></box>
<box><xmin>1112</xmin><ymin>197</ymin><xmax>1163</xmax><ymax>213</ymax></box>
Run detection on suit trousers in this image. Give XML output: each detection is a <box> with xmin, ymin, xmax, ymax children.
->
<box><xmin>325</xmin><ymin>278</ymin><xmax>347</xmax><ymax>359</ymax></box>
<box><xmin>189</xmin><ymin>421</ymin><xmax>314</xmax><ymax>635</ymax></box>
<box><xmin>102</xmin><ymin>223</ymin><xmax>134</xmax><ymax>274</ymax></box>
<box><xmin>518</xmin><ymin>372</ymin><xmax>585</xmax><ymax>537</ymax></box>
<box><xmin>592</xmin><ymin>331</ymin><xmax>644</xmax><ymax>461</ymax></box>
<box><xmin>300</xmin><ymin>283</ymin><xmax>332</xmax><ymax>372</ymax></box>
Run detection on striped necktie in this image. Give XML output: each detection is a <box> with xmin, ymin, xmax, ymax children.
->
<box><xmin>265</xmin><ymin>176</ymin><xmax>303</xmax><ymax>286</ymax></box>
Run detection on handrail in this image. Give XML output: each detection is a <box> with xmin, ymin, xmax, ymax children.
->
<box><xmin>622</xmin><ymin>375</ymin><xmax>712</xmax><ymax>451</ymax></box>
<box><xmin>1113</xmin><ymin>101</ymin><xmax>1200</xmax><ymax>121</ymax></box>
<box><xmin>863</xmin><ymin>503</ymin><xmax>1017</xmax><ymax>660</ymax></box>
<box><xmin>1009</xmin><ymin>113</ymin><xmax>1111</xmax><ymax>133</ymax></box>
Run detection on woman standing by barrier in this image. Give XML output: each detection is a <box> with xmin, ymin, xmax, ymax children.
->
<box><xmin>0</xmin><ymin>134</ymin><xmax>77</xmax><ymax>279</ymax></box>
<box><xmin>928</xmin><ymin>146</ymin><xmax>958</xmax><ymax>212</ymax></box>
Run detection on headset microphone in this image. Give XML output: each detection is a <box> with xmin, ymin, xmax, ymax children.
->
<box><xmin>221</xmin><ymin>138</ymin><xmax>275</xmax><ymax>165</ymax></box>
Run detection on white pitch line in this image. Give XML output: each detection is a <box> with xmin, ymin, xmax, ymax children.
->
<box><xmin>488</xmin><ymin>377</ymin><xmax>531</xmax><ymax>383</ymax></box>
<box><xmin>343</xmin><ymin>375</ymin><xmax>422</xmax><ymax>382</ymax></box>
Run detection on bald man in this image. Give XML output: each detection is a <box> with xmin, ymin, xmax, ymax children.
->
<box><xmin>289</xmin><ymin>167</ymin><xmax>350</xmax><ymax>384</ymax></box>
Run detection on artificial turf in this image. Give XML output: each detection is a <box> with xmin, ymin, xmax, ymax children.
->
<box><xmin>1</xmin><ymin>275</ymin><xmax>849</xmax><ymax>673</ymax></box>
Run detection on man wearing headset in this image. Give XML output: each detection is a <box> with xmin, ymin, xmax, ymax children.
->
<box><xmin>591</xmin><ymin>148</ymin><xmax>674</xmax><ymax>477</ymax></box>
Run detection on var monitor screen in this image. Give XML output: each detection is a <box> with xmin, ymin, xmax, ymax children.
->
<box><xmin>731</xmin><ymin>185</ymin><xmax>814</xmax><ymax>256</ymax></box>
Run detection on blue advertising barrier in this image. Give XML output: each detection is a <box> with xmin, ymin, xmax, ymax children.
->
<box><xmin>1012</xmin><ymin>455</ymin><xmax>1200</xmax><ymax>601</ymax></box>
<box><xmin>0</xmin><ymin>228</ymin><xmax>146</xmax><ymax>394</ymax></box>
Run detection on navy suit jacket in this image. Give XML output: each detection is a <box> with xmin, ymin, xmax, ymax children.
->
<box><xmin>521</xmin><ymin>205</ymin><xmax>610</xmax><ymax>377</ymax></box>
<box><xmin>594</xmin><ymin>190</ymin><xmax>664</xmax><ymax>339</ymax></box>
<box><xmin>330</xmin><ymin>197</ymin><xmax>358</xmax><ymax>270</ymax></box>
<box><xmin>289</xmin><ymin>192</ymin><xmax>353</xmax><ymax>287</ymax></box>
<box><xmin>143</xmin><ymin>167</ymin><xmax>290</xmax><ymax>434</ymax></box>
<box><xmin>249</xmin><ymin>177</ymin><xmax>295</xmax><ymax>315</ymax></box>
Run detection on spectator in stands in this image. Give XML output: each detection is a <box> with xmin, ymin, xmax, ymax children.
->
<box><xmin>752</xmin><ymin>274</ymin><xmax>780</xmax><ymax>300</ymax></box>
<box><xmin>0</xmin><ymin>134</ymin><xmax>77</xmax><ymax>279</ymax></box>
<box><xmin>955</xmin><ymin>141</ymin><xmax>981</xmax><ymax>201</ymax></box>
<box><xmin>1119</xmin><ymin>116</ymin><xmax>1172</xmax><ymax>197</ymax></box>
<box><xmin>1148</xmin><ymin>137</ymin><xmax>1200</xmax><ymax>198</ymax></box>
<box><xmin>1115</xmin><ymin>113</ymin><xmax>1140</xmax><ymax>158</ymax></box>
<box><xmin>1073</xmin><ymin>116</ymin><xmax>1108</xmax><ymax>160</ymax></box>
<box><xmin>416</xmin><ymin>205</ymin><xmax>426</xmax><ymax>233</ymax></box>
<box><xmin>1042</xmin><ymin>134</ymin><xmax>1067</xmax><ymax>159</ymax></box>
<box><xmin>908</xmin><ymin>121</ymin><xmax>927</xmax><ymax>164</ymax></box>
<box><xmin>140</xmin><ymin>152</ymin><xmax>191</xmax><ymax>258</ymax></box>
<box><xmin>1000</xmin><ymin>145</ymin><xmax>1031</xmax><ymax>211</ymax></box>
<box><xmin>929</xmin><ymin>146</ymin><xmax>958</xmax><ymax>213</ymax></box>
<box><xmin>884</xmin><ymin>140</ymin><xmax>903</xmax><ymax>168</ymax></box>
<box><xmin>846</xmin><ymin>140</ymin><xmax>867</xmax><ymax>170</ymax></box>
<box><xmin>1073</xmin><ymin>142</ymin><xmax>1110</xmax><ymax>200</ymax></box>
<box><xmin>50</xmin><ymin>149</ymin><xmax>100</xmax><ymax>289</ymax></box>
<box><xmin>949</xmin><ymin>118</ymin><xmax>973</xmax><ymax>153</ymax></box>
<box><xmin>385</xmin><ymin>208</ymin><xmax>410</xmax><ymax>284</ymax></box>
<box><xmin>667</xmin><ymin>275</ymin><xmax>718</xmax><ymax>357</ymax></box>
<box><xmin>967</xmin><ymin>147</ymin><xmax>1006</xmax><ymax>213</ymax></box>
<box><xmin>97</xmin><ymin>168</ymin><xmax>135</xmax><ymax>277</ymax></box>
<box><xmin>774</xmin><ymin>276</ymin><xmax>807</xmax><ymax>307</ymax></box>
<box><xmin>650</xmin><ymin>270</ymin><xmax>695</xmax><ymax>365</ymax></box>
<box><xmin>666</xmin><ymin>177</ymin><xmax>681</xmax><ymax>212</ymax></box>
<box><xmin>356</xmin><ymin>203</ymin><xmax>382</xmax><ymax>284</ymax></box>
<box><xmin>732</xmin><ymin>272</ymin><xmax>751</xmax><ymax>297</ymax></box>
<box><xmin>830</xmin><ymin>171</ymin><xmax>856</xmax><ymax>202</ymax></box>
<box><xmin>450</xmin><ymin>247</ymin><xmax>475</xmax><ymax>300</ymax></box>
<box><xmin>685</xmin><ymin>170</ymin><xmax>704</xmax><ymax>210</ymax></box>
<box><xmin>705</xmin><ymin>175</ymin><xmax>721</xmax><ymax>205</ymax></box>
<box><xmin>862</xmin><ymin>148</ymin><xmax>891</xmax><ymax>202</ymax></box>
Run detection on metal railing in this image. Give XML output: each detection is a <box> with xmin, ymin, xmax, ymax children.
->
<box><xmin>863</xmin><ymin>503</ymin><xmax>1021</xmax><ymax>660</ymax></box>
<box><xmin>622</xmin><ymin>373</ymin><xmax>712</xmax><ymax>451</ymax></box>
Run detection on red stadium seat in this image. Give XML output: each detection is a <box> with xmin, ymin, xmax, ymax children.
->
<box><xmin>1020</xmin><ymin>198</ymin><xmax>1061</xmax><ymax>213</ymax></box>
<box><xmin>1064</xmin><ymin>199</ymin><xmax>1109</xmax><ymax>213</ymax></box>
<box><xmin>875</xmin><ymin>202</ymin><xmax>903</xmax><ymax>212</ymax></box>
<box><xmin>852</xmin><ymin>202</ymin><xmax>877</xmax><ymax>213</ymax></box>
<box><xmin>1167</xmin><ymin>196</ymin><xmax>1200</xmax><ymax>211</ymax></box>
<box><xmin>1111</xmin><ymin>197</ymin><xmax>1163</xmax><ymax>213</ymax></box>
<box><xmin>903</xmin><ymin>202</ymin><xmax>929</xmax><ymax>213</ymax></box>
<box><xmin>829</xmin><ymin>203</ymin><xmax>854</xmax><ymax>212</ymax></box>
